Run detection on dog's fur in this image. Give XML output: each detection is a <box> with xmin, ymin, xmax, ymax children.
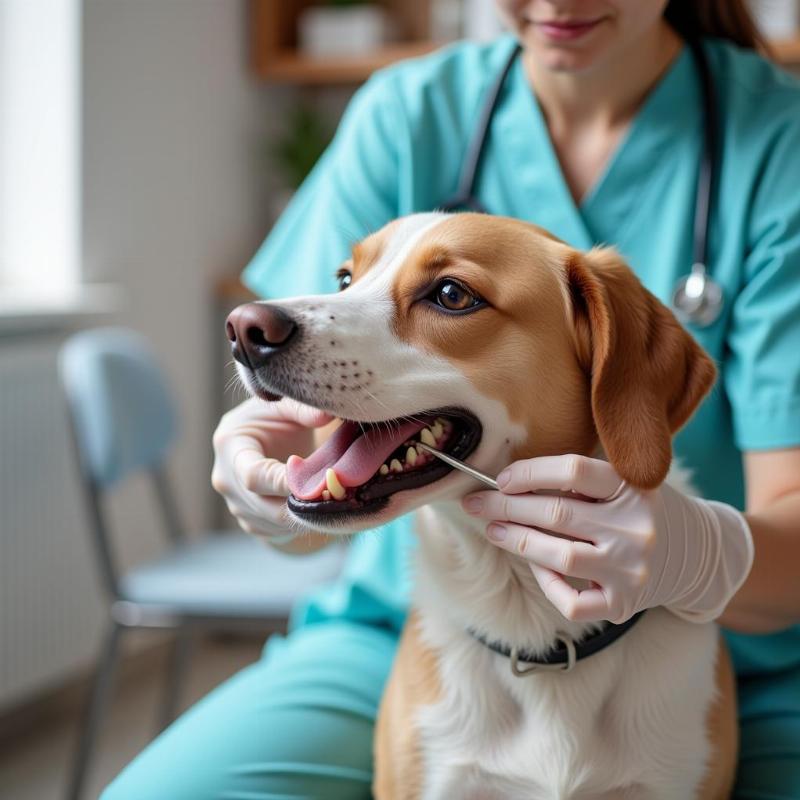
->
<box><xmin>234</xmin><ymin>213</ymin><xmax>737</xmax><ymax>799</ymax></box>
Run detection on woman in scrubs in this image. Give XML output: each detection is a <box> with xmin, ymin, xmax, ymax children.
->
<box><xmin>104</xmin><ymin>1</ymin><xmax>800</xmax><ymax>797</ymax></box>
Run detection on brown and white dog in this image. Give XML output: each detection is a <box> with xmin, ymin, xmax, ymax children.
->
<box><xmin>228</xmin><ymin>213</ymin><xmax>737</xmax><ymax>799</ymax></box>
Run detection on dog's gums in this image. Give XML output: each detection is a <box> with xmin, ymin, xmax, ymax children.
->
<box><xmin>286</xmin><ymin>408</ymin><xmax>482</xmax><ymax>522</ymax></box>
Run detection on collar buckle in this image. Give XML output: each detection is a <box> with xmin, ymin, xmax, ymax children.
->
<box><xmin>509</xmin><ymin>632</ymin><xmax>576</xmax><ymax>677</ymax></box>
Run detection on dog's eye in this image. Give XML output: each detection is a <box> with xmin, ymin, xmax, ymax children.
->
<box><xmin>336</xmin><ymin>270</ymin><xmax>352</xmax><ymax>292</ymax></box>
<box><xmin>433</xmin><ymin>279</ymin><xmax>482</xmax><ymax>312</ymax></box>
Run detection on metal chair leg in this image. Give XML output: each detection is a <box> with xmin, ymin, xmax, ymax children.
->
<box><xmin>158</xmin><ymin>628</ymin><xmax>192</xmax><ymax>731</ymax></box>
<box><xmin>67</xmin><ymin>623</ymin><xmax>122</xmax><ymax>800</ymax></box>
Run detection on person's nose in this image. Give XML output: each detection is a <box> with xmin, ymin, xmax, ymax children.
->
<box><xmin>225</xmin><ymin>302</ymin><xmax>298</xmax><ymax>370</ymax></box>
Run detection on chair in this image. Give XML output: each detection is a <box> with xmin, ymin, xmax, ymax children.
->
<box><xmin>59</xmin><ymin>327</ymin><xmax>346</xmax><ymax>800</ymax></box>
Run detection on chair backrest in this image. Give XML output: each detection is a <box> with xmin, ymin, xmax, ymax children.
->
<box><xmin>59</xmin><ymin>328</ymin><xmax>178</xmax><ymax>487</ymax></box>
<box><xmin>59</xmin><ymin>327</ymin><xmax>183</xmax><ymax>597</ymax></box>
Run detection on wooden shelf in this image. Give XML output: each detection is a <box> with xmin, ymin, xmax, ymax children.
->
<box><xmin>258</xmin><ymin>41</ymin><xmax>443</xmax><ymax>85</ymax></box>
<box><xmin>250</xmin><ymin>0</ymin><xmax>435</xmax><ymax>85</ymax></box>
<box><xmin>252</xmin><ymin>37</ymin><xmax>800</xmax><ymax>87</ymax></box>
<box><xmin>771</xmin><ymin>35</ymin><xmax>800</xmax><ymax>65</ymax></box>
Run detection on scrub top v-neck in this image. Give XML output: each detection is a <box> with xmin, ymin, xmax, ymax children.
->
<box><xmin>243</xmin><ymin>35</ymin><xmax>800</xmax><ymax>677</ymax></box>
<box><xmin>481</xmin><ymin>41</ymin><xmax>704</xmax><ymax>274</ymax></box>
<box><xmin>500</xmin><ymin>48</ymin><xmax>700</xmax><ymax>249</ymax></box>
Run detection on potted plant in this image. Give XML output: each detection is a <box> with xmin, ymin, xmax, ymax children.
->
<box><xmin>265</xmin><ymin>103</ymin><xmax>332</xmax><ymax>217</ymax></box>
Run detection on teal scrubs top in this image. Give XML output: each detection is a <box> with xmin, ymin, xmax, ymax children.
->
<box><xmin>243</xmin><ymin>36</ymin><xmax>800</xmax><ymax>677</ymax></box>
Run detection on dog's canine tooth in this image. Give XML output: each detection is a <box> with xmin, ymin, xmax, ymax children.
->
<box><xmin>405</xmin><ymin>447</ymin><xmax>418</xmax><ymax>467</ymax></box>
<box><xmin>420</xmin><ymin>428</ymin><xmax>436</xmax><ymax>446</ymax></box>
<box><xmin>379</xmin><ymin>464</ymin><xmax>389</xmax><ymax>476</ymax></box>
<box><xmin>431</xmin><ymin>421</ymin><xmax>444</xmax><ymax>439</ymax></box>
<box><xmin>390</xmin><ymin>458</ymin><xmax>403</xmax><ymax>473</ymax></box>
<box><xmin>325</xmin><ymin>468</ymin><xmax>346</xmax><ymax>500</ymax></box>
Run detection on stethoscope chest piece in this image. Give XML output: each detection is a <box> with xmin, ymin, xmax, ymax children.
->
<box><xmin>671</xmin><ymin>262</ymin><xmax>723</xmax><ymax>327</ymax></box>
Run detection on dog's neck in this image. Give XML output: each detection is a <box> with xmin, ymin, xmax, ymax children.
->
<box><xmin>411</xmin><ymin>499</ymin><xmax>604</xmax><ymax>656</ymax></box>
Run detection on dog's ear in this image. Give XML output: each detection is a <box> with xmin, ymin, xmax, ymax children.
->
<box><xmin>564</xmin><ymin>248</ymin><xmax>717</xmax><ymax>489</ymax></box>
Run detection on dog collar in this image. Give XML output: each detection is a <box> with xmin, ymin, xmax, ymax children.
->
<box><xmin>468</xmin><ymin>610</ymin><xmax>646</xmax><ymax>677</ymax></box>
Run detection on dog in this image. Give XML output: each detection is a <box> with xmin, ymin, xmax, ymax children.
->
<box><xmin>227</xmin><ymin>212</ymin><xmax>737</xmax><ymax>799</ymax></box>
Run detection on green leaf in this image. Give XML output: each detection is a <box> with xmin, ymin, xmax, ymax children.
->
<box><xmin>266</xmin><ymin>104</ymin><xmax>333</xmax><ymax>189</ymax></box>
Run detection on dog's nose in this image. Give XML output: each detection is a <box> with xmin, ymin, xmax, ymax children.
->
<box><xmin>226</xmin><ymin>302</ymin><xmax>297</xmax><ymax>370</ymax></box>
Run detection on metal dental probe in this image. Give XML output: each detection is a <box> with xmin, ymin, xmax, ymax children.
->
<box><xmin>416</xmin><ymin>442</ymin><xmax>499</xmax><ymax>489</ymax></box>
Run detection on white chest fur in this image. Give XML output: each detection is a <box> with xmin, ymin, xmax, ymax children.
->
<box><xmin>409</xmin><ymin>474</ymin><xmax>719</xmax><ymax>800</ymax></box>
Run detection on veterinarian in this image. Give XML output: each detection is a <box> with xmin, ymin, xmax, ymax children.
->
<box><xmin>103</xmin><ymin>1</ymin><xmax>800</xmax><ymax>797</ymax></box>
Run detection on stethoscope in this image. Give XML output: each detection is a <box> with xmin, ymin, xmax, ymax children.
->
<box><xmin>440</xmin><ymin>39</ymin><xmax>724</xmax><ymax>327</ymax></box>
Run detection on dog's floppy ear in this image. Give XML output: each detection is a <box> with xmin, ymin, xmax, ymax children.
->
<box><xmin>564</xmin><ymin>248</ymin><xmax>717</xmax><ymax>489</ymax></box>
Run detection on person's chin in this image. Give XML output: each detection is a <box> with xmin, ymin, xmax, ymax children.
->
<box><xmin>522</xmin><ymin>21</ymin><xmax>613</xmax><ymax>73</ymax></box>
<box><xmin>534</xmin><ymin>49</ymin><xmax>598</xmax><ymax>73</ymax></box>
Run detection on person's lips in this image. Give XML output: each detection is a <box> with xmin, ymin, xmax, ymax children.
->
<box><xmin>531</xmin><ymin>17</ymin><xmax>607</xmax><ymax>42</ymax></box>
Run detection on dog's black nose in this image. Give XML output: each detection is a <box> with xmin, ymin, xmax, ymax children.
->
<box><xmin>226</xmin><ymin>302</ymin><xmax>297</xmax><ymax>370</ymax></box>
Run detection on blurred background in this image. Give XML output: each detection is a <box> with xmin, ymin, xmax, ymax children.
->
<box><xmin>0</xmin><ymin>1</ymin><xmax>798</xmax><ymax>798</ymax></box>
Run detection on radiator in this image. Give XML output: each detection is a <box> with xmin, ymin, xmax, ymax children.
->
<box><xmin>0</xmin><ymin>334</ymin><xmax>104</xmax><ymax>710</ymax></box>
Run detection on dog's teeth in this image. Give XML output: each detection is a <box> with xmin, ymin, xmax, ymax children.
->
<box><xmin>390</xmin><ymin>458</ymin><xmax>403</xmax><ymax>473</ymax></box>
<box><xmin>325</xmin><ymin>468</ymin><xmax>346</xmax><ymax>500</ymax></box>
<box><xmin>322</xmin><ymin>489</ymin><xmax>331</xmax><ymax>501</ymax></box>
<box><xmin>430</xmin><ymin>421</ymin><xmax>444</xmax><ymax>440</ymax></box>
<box><xmin>405</xmin><ymin>447</ymin><xmax>418</xmax><ymax>467</ymax></box>
<box><xmin>379</xmin><ymin>463</ymin><xmax>389</xmax><ymax>476</ymax></box>
<box><xmin>420</xmin><ymin>428</ymin><xmax>436</xmax><ymax>446</ymax></box>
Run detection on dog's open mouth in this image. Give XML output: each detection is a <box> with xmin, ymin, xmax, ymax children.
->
<box><xmin>286</xmin><ymin>408</ymin><xmax>482</xmax><ymax>521</ymax></box>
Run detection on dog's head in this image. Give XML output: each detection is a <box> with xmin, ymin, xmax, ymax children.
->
<box><xmin>227</xmin><ymin>213</ymin><xmax>715</xmax><ymax>533</ymax></box>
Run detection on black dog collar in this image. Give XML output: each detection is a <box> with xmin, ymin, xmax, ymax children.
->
<box><xmin>468</xmin><ymin>610</ymin><xmax>646</xmax><ymax>677</ymax></box>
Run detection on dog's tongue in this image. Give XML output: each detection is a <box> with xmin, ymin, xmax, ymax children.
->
<box><xmin>287</xmin><ymin>419</ymin><xmax>426</xmax><ymax>500</ymax></box>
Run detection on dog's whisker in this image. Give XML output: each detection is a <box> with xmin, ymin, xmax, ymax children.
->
<box><xmin>224</xmin><ymin>370</ymin><xmax>241</xmax><ymax>391</ymax></box>
<box><xmin>224</xmin><ymin>373</ymin><xmax>246</xmax><ymax>398</ymax></box>
<box><xmin>346</xmin><ymin>384</ymin><xmax>402</xmax><ymax>433</ymax></box>
<box><xmin>356</xmin><ymin>383</ymin><xmax>392</xmax><ymax>414</ymax></box>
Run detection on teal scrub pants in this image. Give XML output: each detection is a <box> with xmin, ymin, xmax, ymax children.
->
<box><xmin>102</xmin><ymin>622</ymin><xmax>800</xmax><ymax>800</ymax></box>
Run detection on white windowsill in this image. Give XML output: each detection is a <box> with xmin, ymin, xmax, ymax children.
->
<box><xmin>0</xmin><ymin>284</ymin><xmax>122</xmax><ymax>334</ymax></box>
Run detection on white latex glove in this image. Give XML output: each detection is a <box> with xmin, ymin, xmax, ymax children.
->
<box><xmin>212</xmin><ymin>396</ymin><xmax>334</xmax><ymax>543</ymax></box>
<box><xmin>462</xmin><ymin>455</ymin><xmax>754</xmax><ymax>625</ymax></box>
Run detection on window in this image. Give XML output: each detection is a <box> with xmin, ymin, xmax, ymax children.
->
<box><xmin>0</xmin><ymin>0</ymin><xmax>80</xmax><ymax>301</ymax></box>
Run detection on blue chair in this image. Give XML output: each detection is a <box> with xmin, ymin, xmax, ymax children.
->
<box><xmin>59</xmin><ymin>327</ymin><xmax>346</xmax><ymax>800</ymax></box>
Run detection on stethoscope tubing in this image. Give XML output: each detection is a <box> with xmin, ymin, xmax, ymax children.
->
<box><xmin>440</xmin><ymin>43</ymin><xmax>519</xmax><ymax>215</ymax></box>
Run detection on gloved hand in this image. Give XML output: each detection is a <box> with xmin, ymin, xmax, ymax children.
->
<box><xmin>212</xmin><ymin>397</ymin><xmax>334</xmax><ymax>543</ymax></box>
<box><xmin>462</xmin><ymin>454</ymin><xmax>754</xmax><ymax>625</ymax></box>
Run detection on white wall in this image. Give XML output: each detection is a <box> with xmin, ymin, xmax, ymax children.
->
<box><xmin>82</xmin><ymin>0</ymin><xmax>275</xmax><ymax>544</ymax></box>
<box><xmin>1</xmin><ymin>0</ymin><xmax>288</xmax><ymax>709</ymax></box>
